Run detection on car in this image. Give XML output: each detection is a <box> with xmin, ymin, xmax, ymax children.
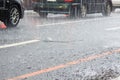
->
<box><xmin>112</xmin><ymin>0</ymin><xmax>120</xmax><ymax>11</ymax></box>
<box><xmin>32</xmin><ymin>0</ymin><xmax>112</xmax><ymax>18</ymax></box>
<box><xmin>0</xmin><ymin>0</ymin><xmax>25</xmax><ymax>27</ymax></box>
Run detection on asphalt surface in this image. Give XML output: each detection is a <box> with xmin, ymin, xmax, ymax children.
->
<box><xmin>0</xmin><ymin>10</ymin><xmax>120</xmax><ymax>80</ymax></box>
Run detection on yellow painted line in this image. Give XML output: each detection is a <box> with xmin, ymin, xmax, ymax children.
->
<box><xmin>7</xmin><ymin>48</ymin><xmax>120</xmax><ymax>80</ymax></box>
<box><xmin>0</xmin><ymin>40</ymin><xmax>40</xmax><ymax>49</ymax></box>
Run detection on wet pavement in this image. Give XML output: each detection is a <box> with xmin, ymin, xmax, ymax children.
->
<box><xmin>0</xmin><ymin>10</ymin><xmax>120</xmax><ymax>80</ymax></box>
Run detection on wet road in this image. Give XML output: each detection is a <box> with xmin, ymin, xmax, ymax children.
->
<box><xmin>0</xmin><ymin>10</ymin><xmax>120</xmax><ymax>80</ymax></box>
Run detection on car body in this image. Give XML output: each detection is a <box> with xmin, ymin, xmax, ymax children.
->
<box><xmin>112</xmin><ymin>0</ymin><xmax>120</xmax><ymax>9</ymax></box>
<box><xmin>0</xmin><ymin>0</ymin><xmax>25</xmax><ymax>27</ymax></box>
<box><xmin>32</xmin><ymin>0</ymin><xmax>112</xmax><ymax>18</ymax></box>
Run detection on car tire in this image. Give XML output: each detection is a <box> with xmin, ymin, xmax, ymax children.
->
<box><xmin>80</xmin><ymin>5</ymin><xmax>87</xmax><ymax>18</ymax></box>
<box><xmin>69</xmin><ymin>7</ymin><xmax>75</xmax><ymax>18</ymax></box>
<box><xmin>112</xmin><ymin>7</ymin><xmax>116</xmax><ymax>12</ymax></box>
<box><xmin>102</xmin><ymin>2</ymin><xmax>111</xmax><ymax>16</ymax></box>
<box><xmin>69</xmin><ymin>5</ymin><xmax>86</xmax><ymax>18</ymax></box>
<box><xmin>39</xmin><ymin>12</ymin><xmax>48</xmax><ymax>18</ymax></box>
<box><xmin>69</xmin><ymin>6</ymin><xmax>79</xmax><ymax>18</ymax></box>
<box><xmin>7</xmin><ymin>5</ymin><xmax>20</xmax><ymax>27</ymax></box>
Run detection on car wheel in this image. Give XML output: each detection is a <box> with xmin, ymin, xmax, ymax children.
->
<box><xmin>7</xmin><ymin>5</ymin><xmax>20</xmax><ymax>27</ymax></box>
<box><xmin>69</xmin><ymin>7</ymin><xmax>78</xmax><ymax>18</ymax></box>
<box><xmin>112</xmin><ymin>7</ymin><xmax>116</xmax><ymax>12</ymax></box>
<box><xmin>39</xmin><ymin>13</ymin><xmax>48</xmax><ymax>18</ymax></box>
<box><xmin>80</xmin><ymin>5</ymin><xmax>87</xmax><ymax>18</ymax></box>
<box><xmin>102</xmin><ymin>2</ymin><xmax>111</xmax><ymax>16</ymax></box>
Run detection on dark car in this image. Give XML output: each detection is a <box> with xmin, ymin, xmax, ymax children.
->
<box><xmin>0</xmin><ymin>0</ymin><xmax>24</xmax><ymax>27</ymax></box>
<box><xmin>32</xmin><ymin>0</ymin><xmax>112</xmax><ymax>18</ymax></box>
